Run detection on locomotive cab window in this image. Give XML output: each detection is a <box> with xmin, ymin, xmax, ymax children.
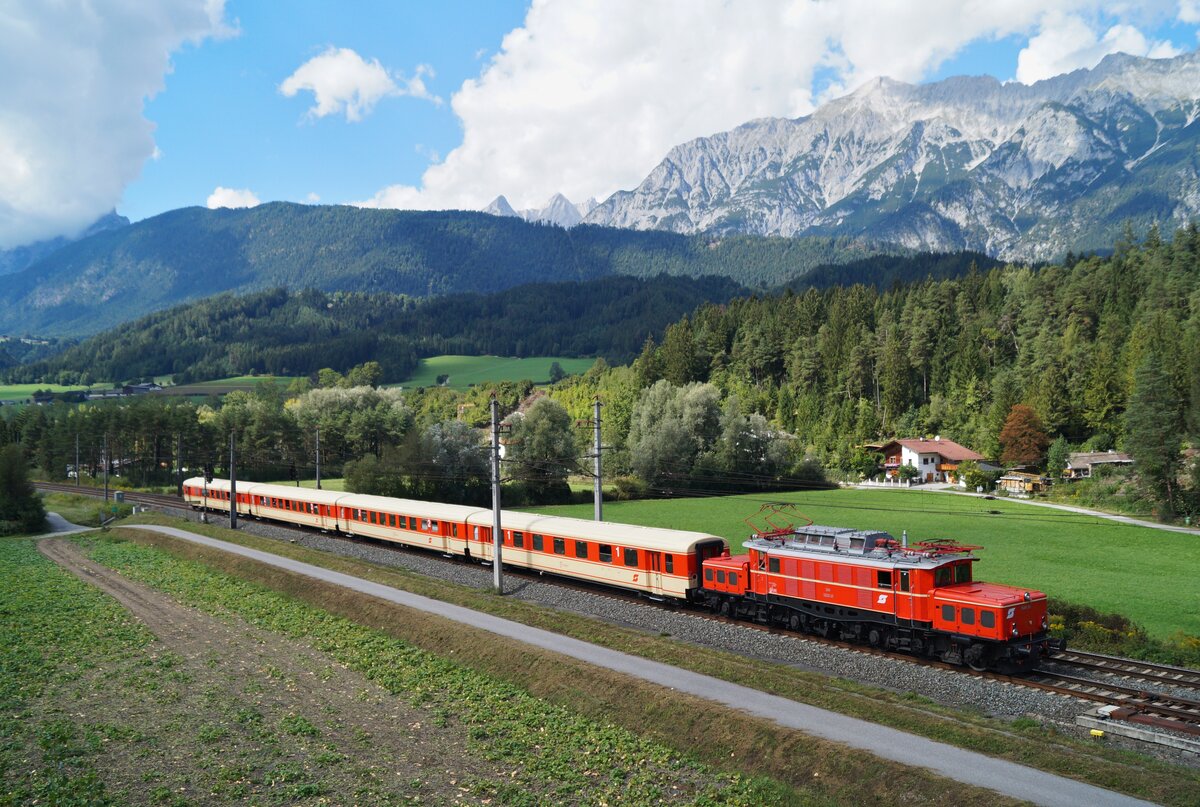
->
<box><xmin>553</xmin><ymin>537</ymin><xmax>565</xmax><ymax>555</ymax></box>
<box><xmin>599</xmin><ymin>544</ymin><xmax>613</xmax><ymax>563</ymax></box>
<box><xmin>899</xmin><ymin>570</ymin><xmax>910</xmax><ymax>592</ymax></box>
<box><xmin>935</xmin><ymin>567</ymin><xmax>952</xmax><ymax>586</ymax></box>
<box><xmin>574</xmin><ymin>541</ymin><xmax>588</xmax><ymax>559</ymax></box>
<box><xmin>877</xmin><ymin>570</ymin><xmax>893</xmax><ymax>589</ymax></box>
<box><xmin>624</xmin><ymin>549</ymin><xmax>638</xmax><ymax>567</ymax></box>
<box><xmin>980</xmin><ymin>611</ymin><xmax>995</xmax><ymax>628</ymax></box>
<box><xmin>941</xmin><ymin>605</ymin><xmax>955</xmax><ymax>622</ymax></box>
<box><xmin>954</xmin><ymin>564</ymin><xmax>972</xmax><ymax>583</ymax></box>
<box><xmin>768</xmin><ymin>558</ymin><xmax>780</xmax><ymax>574</ymax></box>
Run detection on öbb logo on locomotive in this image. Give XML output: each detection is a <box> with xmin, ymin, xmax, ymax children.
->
<box><xmin>184</xmin><ymin>478</ymin><xmax>1055</xmax><ymax>673</ymax></box>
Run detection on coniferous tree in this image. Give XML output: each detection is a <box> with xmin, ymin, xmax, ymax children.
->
<box><xmin>1125</xmin><ymin>351</ymin><xmax>1184</xmax><ymax>517</ymax></box>
<box><xmin>0</xmin><ymin>445</ymin><xmax>46</xmax><ymax>535</ymax></box>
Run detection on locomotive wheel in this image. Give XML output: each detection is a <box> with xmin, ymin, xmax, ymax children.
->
<box><xmin>868</xmin><ymin>628</ymin><xmax>881</xmax><ymax>647</ymax></box>
<box><xmin>789</xmin><ymin>614</ymin><xmax>801</xmax><ymax>631</ymax></box>
<box><xmin>718</xmin><ymin>600</ymin><xmax>731</xmax><ymax>617</ymax></box>
<box><xmin>965</xmin><ymin>643</ymin><xmax>988</xmax><ymax>672</ymax></box>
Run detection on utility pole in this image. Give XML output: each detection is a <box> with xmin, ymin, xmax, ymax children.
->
<box><xmin>229</xmin><ymin>432</ymin><xmax>238</xmax><ymax>530</ymax></box>
<box><xmin>103</xmin><ymin>433</ymin><xmax>109</xmax><ymax>504</ymax></box>
<box><xmin>490</xmin><ymin>393</ymin><xmax>503</xmax><ymax>594</ymax></box>
<box><xmin>593</xmin><ymin>397</ymin><xmax>603</xmax><ymax>521</ymax></box>
<box><xmin>315</xmin><ymin>426</ymin><xmax>321</xmax><ymax>490</ymax></box>
<box><xmin>175</xmin><ymin>433</ymin><xmax>183</xmax><ymax>497</ymax></box>
<box><xmin>74</xmin><ymin>434</ymin><xmax>80</xmax><ymax>488</ymax></box>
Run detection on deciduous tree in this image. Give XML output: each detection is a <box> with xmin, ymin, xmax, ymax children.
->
<box><xmin>999</xmin><ymin>404</ymin><xmax>1050</xmax><ymax>466</ymax></box>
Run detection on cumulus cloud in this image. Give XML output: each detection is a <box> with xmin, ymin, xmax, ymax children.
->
<box><xmin>206</xmin><ymin>187</ymin><xmax>261</xmax><ymax>209</ymax></box>
<box><xmin>357</xmin><ymin>0</ymin><xmax>1192</xmax><ymax>214</ymax></box>
<box><xmin>1181</xmin><ymin>1</ymin><xmax>1200</xmax><ymax>24</ymax></box>
<box><xmin>0</xmin><ymin>0</ymin><xmax>230</xmax><ymax>249</ymax></box>
<box><xmin>279</xmin><ymin>47</ymin><xmax>440</xmax><ymax>122</ymax></box>
<box><xmin>1016</xmin><ymin>11</ymin><xmax>1182</xmax><ymax>83</ymax></box>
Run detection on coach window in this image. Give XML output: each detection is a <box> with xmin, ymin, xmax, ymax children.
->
<box><xmin>473</xmin><ymin>526</ymin><xmax>480</xmax><ymax>540</ymax></box>
<box><xmin>768</xmin><ymin>558</ymin><xmax>780</xmax><ymax>574</ymax></box>
<box><xmin>980</xmin><ymin>611</ymin><xmax>995</xmax><ymax>628</ymax></box>
<box><xmin>532</xmin><ymin>534</ymin><xmax>544</xmax><ymax>551</ymax></box>
<box><xmin>664</xmin><ymin>555</ymin><xmax>674</xmax><ymax>574</ymax></box>
<box><xmin>941</xmin><ymin>605</ymin><xmax>955</xmax><ymax>622</ymax></box>
<box><xmin>728</xmin><ymin>572</ymin><xmax>738</xmax><ymax>587</ymax></box>
<box><xmin>599</xmin><ymin>544</ymin><xmax>613</xmax><ymax>563</ymax></box>
<box><xmin>877</xmin><ymin>570</ymin><xmax>893</xmax><ymax>589</ymax></box>
<box><xmin>513</xmin><ymin>531</ymin><xmax>524</xmax><ymax>548</ymax></box>
<box><xmin>716</xmin><ymin>570</ymin><xmax>726</xmax><ymax>584</ymax></box>
<box><xmin>704</xmin><ymin>568</ymin><xmax>714</xmax><ymax>582</ymax></box>
<box><xmin>961</xmin><ymin>607</ymin><xmax>975</xmax><ymax>626</ymax></box>
<box><xmin>899</xmin><ymin>570</ymin><xmax>910</xmax><ymax>592</ymax></box>
<box><xmin>624</xmin><ymin>548</ymin><xmax>639</xmax><ymax>568</ymax></box>
<box><xmin>429</xmin><ymin>520</ymin><xmax>439</xmax><ymax>532</ymax></box>
<box><xmin>574</xmin><ymin>540</ymin><xmax>588</xmax><ymax>559</ymax></box>
<box><xmin>553</xmin><ymin>537</ymin><xmax>565</xmax><ymax>555</ymax></box>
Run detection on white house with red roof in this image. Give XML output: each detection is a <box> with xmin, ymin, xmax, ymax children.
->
<box><xmin>879</xmin><ymin>437</ymin><xmax>984</xmax><ymax>484</ymax></box>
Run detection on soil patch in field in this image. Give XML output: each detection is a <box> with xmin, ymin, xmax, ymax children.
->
<box><xmin>37</xmin><ymin>538</ymin><xmax>517</xmax><ymax>804</ymax></box>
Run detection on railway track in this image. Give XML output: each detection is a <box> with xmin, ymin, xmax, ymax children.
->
<box><xmin>37</xmin><ymin>480</ymin><xmax>1200</xmax><ymax>737</ymax></box>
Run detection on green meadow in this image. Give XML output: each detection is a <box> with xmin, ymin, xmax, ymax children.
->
<box><xmin>538</xmin><ymin>488</ymin><xmax>1200</xmax><ymax>640</ymax></box>
<box><xmin>0</xmin><ymin>382</ymin><xmax>102</xmax><ymax>400</ymax></box>
<box><xmin>396</xmin><ymin>355</ymin><xmax>595</xmax><ymax>389</ymax></box>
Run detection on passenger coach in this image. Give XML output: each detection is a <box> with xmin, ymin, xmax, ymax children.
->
<box><xmin>183</xmin><ymin>478</ymin><xmax>728</xmax><ymax>600</ymax></box>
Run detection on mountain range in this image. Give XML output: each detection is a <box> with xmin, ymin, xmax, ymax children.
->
<box><xmin>489</xmin><ymin>51</ymin><xmax>1200</xmax><ymax>261</ymax></box>
<box><xmin>483</xmin><ymin>192</ymin><xmax>598</xmax><ymax>227</ymax></box>
<box><xmin>0</xmin><ymin>212</ymin><xmax>128</xmax><ymax>276</ymax></box>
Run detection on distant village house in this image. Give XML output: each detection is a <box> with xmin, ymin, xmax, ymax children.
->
<box><xmin>879</xmin><ymin>437</ymin><xmax>984</xmax><ymax>484</ymax></box>
<box><xmin>998</xmin><ymin>471</ymin><xmax>1052</xmax><ymax>495</ymax></box>
<box><xmin>1063</xmin><ymin>450</ymin><xmax>1133</xmax><ymax>480</ymax></box>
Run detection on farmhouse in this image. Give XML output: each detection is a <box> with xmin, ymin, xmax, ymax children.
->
<box><xmin>1063</xmin><ymin>450</ymin><xmax>1133</xmax><ymax>480</ymax></box>
<box><xmin>879</xmin><ymin>437</ymin><xmax>984</xmax><ymax>484</ymax></box>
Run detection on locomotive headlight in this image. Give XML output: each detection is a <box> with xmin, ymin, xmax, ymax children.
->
<box><xmin>1041</xmin><ymin>615</ymin><xmax>1048</xmax><ymax>629</ymax></box>
<box><xmin>1011</xmin><ymin>625</ymin><xmax>1019</xmax><ymax>636</ymax></box>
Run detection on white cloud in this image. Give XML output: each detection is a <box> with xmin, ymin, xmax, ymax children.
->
<box><xmin>1016</xmin><ymin>11</ymin><xmax>1182</xmax><ymax>84</ymax></box>
<box><xmin>1181</xmin><ymin>1</ymin><xmax>1200</xmax><ymax>24</ymax></box>
<box><xmin>0</xmin><ymin>0</ymin><xmax>230</xmax><ymax>249</ymax></box>
<box><xmin>358</xmin><ymin>0</ymin><xmax>1187</xmax><ymax>214</ymax></box>
<box><xmin>279</xmin><ymin>47</ymin><xmax>440</xmax><ymax>123</ymax></box>
<box><xmin>206</xmin><ymin>187</ymin><xmax>261</xmax><ymax>209</ymax></box>
<box><xmin>305</xmin><ymin>192</ymin><xmax>321</xmax><ymax>203</ymax></box>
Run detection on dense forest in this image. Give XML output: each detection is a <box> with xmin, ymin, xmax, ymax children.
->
<box><xmin>4</xmin><ymin>225</ymin><xmax>1198</xmax><ymax>519</ymax></box>
<box><xmin>0</xmin><ymin>202</ymin><xmax>888</xmax><ymax>336</ymax></box>
<box><xmin>8</xmin><ymin>275</ymin><xmax>747</xmax><ymax>384</ymax></box>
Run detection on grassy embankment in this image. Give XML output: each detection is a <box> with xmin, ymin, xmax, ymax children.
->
<box><xmin>395</xmin><ymin>355</ymin><xmax>595</xmax><ymax>389</ymax></box>
<box><xmin>3</xmin><ymin>534</ymin><xmax>794</xmax><ymax>805</ymax></box>
<box><xmin>538</xmin><ymin>488</ymin><xmax>1200</xmax><ymax>653</ymax></box>
<box><xmin>39</xmin><ymin>493</ymin><xmax>133</xmax><ymax>527</ymax></box>
<box><xmin>84</xmin><ymin>513</ymin><xmax>1200</xmax><ymax>805</ymax></box>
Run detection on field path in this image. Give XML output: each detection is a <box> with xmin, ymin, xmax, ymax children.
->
<box><xmin>118</xmin><ymin>523</ymin><xmax>1157</xmax><ymax>807</ymax></box>
<box><xmin>938</xmin><ymin>489</ymin><xmax>1200</xmax><ymax>535</ymax></box>
<box><xmin>36</xmin><ymin>537</ymin><xmax>514</xmax><ymax>804</ymax></box>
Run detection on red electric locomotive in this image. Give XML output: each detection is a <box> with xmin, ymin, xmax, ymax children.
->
<box><xmin>700</xmin><ymin>523</ymin><xmax>1054</xmax><ymax>672</ymax></box>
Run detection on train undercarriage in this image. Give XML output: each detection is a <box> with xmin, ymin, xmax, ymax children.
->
<box><xmin>699</xmin><ymin>590</ymin><xmax>1055</xmax><ymax>674</ymax></box>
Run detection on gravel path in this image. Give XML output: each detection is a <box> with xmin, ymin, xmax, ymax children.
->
<box><xmin>156</xmin><ymin>507</ymin><xmax>1086</xmax><ymax>725</ymax></box>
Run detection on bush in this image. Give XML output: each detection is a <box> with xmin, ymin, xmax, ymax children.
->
<box><xmin>1050</xmin><ymin>599</ymin><xmax>1200</xmax><ymax>667</ymax></box>
<box><xmin>0</xmin><ymin>445</ymin><xmax>45</xmax><ymax>535</ymax></box>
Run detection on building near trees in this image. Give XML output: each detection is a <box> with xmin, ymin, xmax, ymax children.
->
<box><xmin>1063</xmin><ymin>451</ymin><xmax>1134</xmax><ymax>480</ymax></box>
<box><xmin>879</xmin><ymin>437</ymin><xmax>984</xmax><ymax>484</ymax></box>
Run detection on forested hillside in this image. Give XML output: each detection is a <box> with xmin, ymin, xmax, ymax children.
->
<box><xmin>10</xmin><ymin>275</ymin><xmax>747</xmax><ymax>384</ymax></box>
<box><xmin>0</xmin><ymin>202</ymin><xmax>884</xmax><ymax>336</ymax></box>
<box><xmin>550</xmin><ymin>224</ymin><xmax>1200</xmax><ymax>511</ymax></box>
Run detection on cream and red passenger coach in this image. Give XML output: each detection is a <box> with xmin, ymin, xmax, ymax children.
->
<box><xmin>183</xmin><ymin>478</ymin><xmax>727</xmax><ymax>599</ymax></box>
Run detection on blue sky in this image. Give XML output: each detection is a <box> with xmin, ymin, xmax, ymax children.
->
<box><xmin>2</xmin><ymin>1</ymin><xmax>1198</xmax><ymax>249</ymax></box>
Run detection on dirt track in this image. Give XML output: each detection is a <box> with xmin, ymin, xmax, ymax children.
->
<box><xmin>38</xmin><ymin>538</ymin><xmax>509</xmax><ymax>804</ymax></box>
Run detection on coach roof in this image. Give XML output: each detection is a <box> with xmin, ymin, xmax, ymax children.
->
<box><xmin>468</xmin><ymin>509</ymin><xmax>725</xmax><ymax>553</ymax></box>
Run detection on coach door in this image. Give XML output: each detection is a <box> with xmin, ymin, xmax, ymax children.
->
<box><xmin>648</xmin><ymin>552</ymin><xmax>664</xmax><ymax>595</ymax></box>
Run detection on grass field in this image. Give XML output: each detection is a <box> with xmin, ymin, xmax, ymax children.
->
<box><xmin>537</xmin><ymin>488</ymin><xmax>1200</xmax><ymax>640</ymax></box>
<box><xmin>396</xmin><ymin>355</ymin><xmax>596</xmax><ymax>389</ymax></box>
<box><xmin>260</xmin><ymin>477</ymin><xmax>348</xmax><ymax>492</ymax></box>
<box><xmin>0</xmin><ymin>382</ymin><xmax>104</xmax><ymax>400</ymax></box>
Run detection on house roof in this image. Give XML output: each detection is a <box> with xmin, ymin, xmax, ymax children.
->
<box><xmin>1066</xmin><ymin>451</ymin><xmax>1132</xmax><ymax>469</ymax></box>
<box><xmin>880</xmin><ymin>437</ymin><xmax>984</xmax><ymax>462</ymax></box>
